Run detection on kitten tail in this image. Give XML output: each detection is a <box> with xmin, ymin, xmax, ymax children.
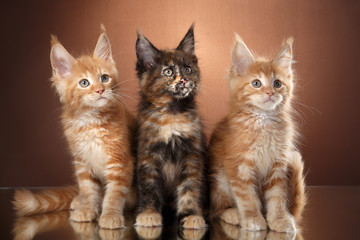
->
<box><xmin>12</xmin><ymin>186</ymin><xmax>78</xmax><ymax>216</ymax></box>
<box><xmin>288</xmin><ymin>152</ymin><xmax>307</xmax><ymax>222</ymax></box>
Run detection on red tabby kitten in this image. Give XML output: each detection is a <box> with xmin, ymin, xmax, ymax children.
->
<box><xmin>13</xmin><ymin>27</ymin><xmax>136</xmax><ymax>229</ymax></box>
<box><xmin>209</xmin><ymin>34</ymin><xmax>306</xmax><ymax>232</ymax></box>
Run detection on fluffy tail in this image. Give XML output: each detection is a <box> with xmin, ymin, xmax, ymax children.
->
<box><xmin>13</xmin><ymin>186</ymin><xmax>78</xmax><ymax>216</ymax></box>
<box><xmin>288</xmin><ymin>151</ymin><xmax>307</xmax><ymax>222</ymax></box>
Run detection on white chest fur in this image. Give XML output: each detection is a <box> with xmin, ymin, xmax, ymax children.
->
<box><xmin>65</xmin><ymin>114</ymin><xmax>110</xmax><ymax>179</ymax></box>
<box><xmin>244</xmin><ymin>113</ymin><xmax>287</xmax><ymax>177</ymax></box>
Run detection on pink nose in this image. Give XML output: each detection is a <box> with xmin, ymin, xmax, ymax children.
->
<box><xmin>267</xmin><ymin>91</ymin><xmax>274</xmax><ymax>97</ymax></box>
<box><xmin>180</xmin><ymin>78</ymin><xmax>187</xmax><ymax>84</ymax></box>
<box><xmin>96</xmin><ymin>89</ymin><xmax>104</xmax><ymax>95</ymax></box>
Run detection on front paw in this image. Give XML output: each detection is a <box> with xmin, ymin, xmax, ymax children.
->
<box><xmin>219</xmin><ymin>208</ymin><xmax>240</xmax><ymax>225</ymax></box>
<box><xmin>135</xmin><ymin>210</ymin><xmax>162</xmax><ymax>227</ymax></box>
<box><xmin>181</xmin><ymin>215</ymin><xmax>206</xmax><ymax>229</ymax></box>
<box><xmin>240</xmin><ymin>216</ymin><xmax>267</xmax><ymax>231</ymax></box>
<box><xmin>70</xmin><ymin>208</ymin><xmax>98</xmax><ymax>222</ymax></box>
<box><xmin>99</xmin><ymin>214</ymin><xmax>125</xmax><ymax>229</ymax></box>
<box><xmin>268</xmin><ymin>215</ymin><xmax>296</xmax><ymax>233</ymax></box>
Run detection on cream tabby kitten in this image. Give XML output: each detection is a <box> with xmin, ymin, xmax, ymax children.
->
<box><xmin>209</xmin><ymin>34</ymin><xmax>306</xmax><ymax>233</ymax></box>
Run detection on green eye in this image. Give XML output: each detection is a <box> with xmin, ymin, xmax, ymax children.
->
<box><xmin>100</xmin><ymin>74</ymin><xmax>110</xmax><ymax>83</ymax></box>
<box><xmin>163</xmin><ymin>68</ymin><xmax>173</xmax><ymax>77</ymax></box>
<box><xmin>185</xmin><ymin>66</ymin><xmax>192</xmax><ymax>74</ymax></box>
<box><xmin>274</xmin><ymin>80</ymin><xmax>282</xmax><ymax>88</ymax></box>
<box><xmin>79</xmin><ymin>79</ymin><xmax>90</xmax><ymax>88</ymax></box>
<box><xmin>251</xmin><ymin>79</ymin><xmax>262</xmax><ymax>88</ymax></box>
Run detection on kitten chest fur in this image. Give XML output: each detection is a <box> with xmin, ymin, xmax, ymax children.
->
<box><xmin>234</xmin><ymin>111</ymin><xmax>290</xmax><ymax>178</ymax></box>
<box><xmin>64</xmin><ymin>111</ymin><xmax>114</xmax><ymax>181</ymax></box>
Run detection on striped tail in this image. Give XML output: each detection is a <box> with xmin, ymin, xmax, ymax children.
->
<box><xmin>288</xmin><ymin>151</ymin><xmax>307</xmax><ymax>222</ymax></box>
<box><xmin>13</xmin><ymin>186</ymin><xmax>78</xmax><ymax>216</ymax></box>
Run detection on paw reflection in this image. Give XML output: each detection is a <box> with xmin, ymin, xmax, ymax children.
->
<box><xmin>70</xmin><ymin>221</ymin><xmax>99</xmax><ymax>239</ymax></box>
<box><xmin>135</xmin><ymin>226</ymin><xmax>162</xmax><ymax>239</ymax></box>
<box><xmin>71</xmin><ymin>219</ymin><xmax>135</xmax><ymax>240</ymax></box>
<box><xmin>212</xmin><ymin>220</ymin><xmax>303</xmax><ymax>240</ymax></box>
<box><xmin>178</xmin><ymin>227</ymin><xmax>207</xmax><ymax>240</ymax></box>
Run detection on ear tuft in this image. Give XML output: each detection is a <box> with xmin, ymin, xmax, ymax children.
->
<box><xmin>231</xmin><ymin>34</ymin><xmax>255</xmax><ymax>76</ymax></box>
<box><xmin>50</xmin><ymin>34</ymin><xmax>60</xmax><ymax>46</ymax></box>
<box><xmin>100</xmin><ymin>24</ymin><xmax>107</xmax><ymax>33</ymax></box>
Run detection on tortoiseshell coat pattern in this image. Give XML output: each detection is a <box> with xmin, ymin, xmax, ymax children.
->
<box><xmin>134</xmin><ymin>26</ymin><xmax>207</xmax><ymax>229</ymax></box>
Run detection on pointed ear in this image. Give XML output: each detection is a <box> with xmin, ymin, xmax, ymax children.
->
<box><xmin>272</xmin><ymin>37</ymin><xmax>293</xmax><ymax>72</ymax></box>
<box><xmin>232</xmin><ymin>34</ymin><xmax>255</xmax><ymax>76</ymax></box>
<box><xmin>93</xmin><ymin>31</ymin><xmax>113</xmax><ymax>62</ymax></box>
<box><xmin>50</xmin><ymin>35</ymin><xmax>76</xmax><ymax>78</ymax></box>
<box><xmin>176</xmin><ymin>24</ymin><xmax>195</xmax><ymax>54</ymax></box>
<box><xmin>136</xmin><ymin>31</ymin><xmax>159</xmax><ymax>71</ymax></box>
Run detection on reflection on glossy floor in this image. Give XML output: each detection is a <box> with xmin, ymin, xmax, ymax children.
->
<box><xmin>1</xmin><ymin>187</ymin><xmax>359</xmax><ymax>239</ymax></box>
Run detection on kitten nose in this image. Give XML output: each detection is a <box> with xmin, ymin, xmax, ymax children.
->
<box><xmin>96</xmin><ymin>89</ymin><xmax>104</xmax><ymax>95</ymax></box>
<box><xmin>267</xmin><ymin>91</ymin><xmax>274</xmax><ymax>97</ymax></box>
<box><xmin>180</xmin><ymin>78</ymin><xmax>187</xmax><ymax>84</ymax></box>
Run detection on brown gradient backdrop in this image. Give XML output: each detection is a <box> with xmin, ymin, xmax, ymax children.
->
<box><xmin>1</xmin><ymin>0</ymin><xmax>359</xmax><ymax>187</ymax></box>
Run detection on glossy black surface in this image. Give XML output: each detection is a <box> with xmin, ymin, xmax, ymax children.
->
<box><xmin>1</xmin><ymin>187</ymin><xmax>359</xmax><ymax>239</ymax></box>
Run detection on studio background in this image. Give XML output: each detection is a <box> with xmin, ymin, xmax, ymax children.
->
<box><xmin>1</xmin><ymin>0</ymin><xmax>359</xmax><ymax>187</ymax></box>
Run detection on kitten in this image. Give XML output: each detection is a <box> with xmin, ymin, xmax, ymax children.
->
<box><xmin>209</xmin><ymin>34</ymin><xmax>306</xmax><ymax>232</ymax></box>
<box><xmin>134</xmin><ymin>25</ymin><xmax>207</xmax><ymax>229</ymax></box>
<box><xmin>13</xmin><ymin>27</ymin><xmax>137</xmax><ymax>229</ymax></box>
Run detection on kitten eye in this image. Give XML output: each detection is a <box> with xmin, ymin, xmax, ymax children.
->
<box><xmin>100</xmin><ymin>74</ymin><xmax>110</xmax><ymax>83</ymax></box>
<box><xmin>79</xmin><ymin>79</ymin><xmax>90</xmax><ymax>88</ymax></box>
<box><xmin>163</xmin><ymin>68</ymin><xmax>173</xmax><ymax>77</ymax></box>
<box><xmin>273</xmin><ymin>80</ymin><xmax>282</xmax><ymax>88</ymax></box>
<box><xmin>185</xmin><ymin>66</ymin><xmax>192</xmax><ymax>74</ymax></box>
<box><xmin>251</xmin><ymin>79</ymin><xmax>262</xmax><ymax>88</ymax></box>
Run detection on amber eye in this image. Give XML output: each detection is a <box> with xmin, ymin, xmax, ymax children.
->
<box><xmin>100</xmin><ymin>74</ymin><xmax>110</xmax><ymax>83</ymax></box>
<box><xmin>163</xmin><ymin>68</ymin><xmax>173</xmax><ymax>77</ymax></box>
<box><xmin>79</xmin><ymin>79</ymin><xmax>90</xmax><ymax>88</ymax></box>
<box><xmin>274</xmin><ymin>79</ymin><xmax>282</xmax><ymax>88</ymax></box>
<box><xmin>185</xmin><ymin>66</ymin><xmax>192</xmax><ymax>74</ymax></box>
<box><xmin>251</xmin><ymin>79</ymin><xmax>262</xmax><ymax>88</ymax></box>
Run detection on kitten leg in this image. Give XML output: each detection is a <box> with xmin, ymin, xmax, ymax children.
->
<box><xmin>99</xmin><ymin>156</ymin><xmax>133</xmax><ymax>229</ymax></box>
<box><xmin>71</xmin><ymin>162</ymin><xmax>101</xmax><ymax>223</ymax></box>
<box><xmin>227</xmin><ymin>159</ymin><xmax>267</xmax><ymax>231</ymax></box>
<box><xmin>135</xmin><ymin>157</ymin><xmax>163</xmax><ymax>227</ymax></box>
<box><xmin>210</xmin><ymin>168</ymin><xmax>238</xmax><ymax>224</ymax></box>
<box><xmin>176</xmin><ymin>154</ymin><xmax>206</xmax><ymax>229</ymax></box>
<box><xmin>264</xmin><ymin>161</ymin><xmax>296</xmax><ymax>233</ymax></box>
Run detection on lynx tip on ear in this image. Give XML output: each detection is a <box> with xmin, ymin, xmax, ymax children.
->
<box><xmin>100</xmin><ymin>24</ymin><xmax>107</xmax><ymax>33</ymax></box>
<box><xmin>50</xmin><ymin>34</ymin><xmax>60</xmax><ymax>46</ymax></box>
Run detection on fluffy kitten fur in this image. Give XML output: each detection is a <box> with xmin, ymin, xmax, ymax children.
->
<box><xmin>13</xmin><ymin>28</ymin><xmax>137</xmax><ymax>229</ymax></box>
<box><xmin>134</xmin><ymin>25</ymin><xmax>207</xmax><ymax>229</ymax></box>
<box><xmin>209</xmin><ymin>34</ymin><xmax>306</xmax><ymax>232</ymax></box>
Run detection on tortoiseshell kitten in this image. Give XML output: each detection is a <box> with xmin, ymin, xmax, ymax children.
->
<box><xmin>134</xmin><ymin>25</ymin><xmax>207</xmax><ymax>229</ymax></box>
